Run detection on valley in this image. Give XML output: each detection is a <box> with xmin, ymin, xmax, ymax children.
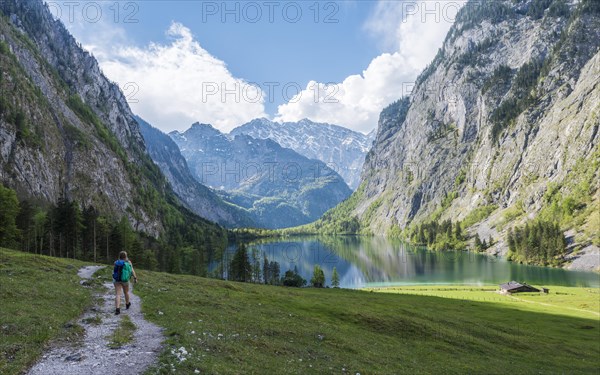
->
<box><xmin>1</xmin><ymin>0</ymin><xmax>599</xmax><ymax>374</ymax></box>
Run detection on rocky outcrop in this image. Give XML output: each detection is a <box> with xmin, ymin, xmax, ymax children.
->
<box><xmin>351</xmin><ymin>0</ymin><xmax>600</xmax><ymax>252</ymax></box>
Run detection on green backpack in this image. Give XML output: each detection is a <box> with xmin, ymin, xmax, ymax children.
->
<box><xmin>121</xmin><ymin>261</ymin><xmax>132</xmax><ymax>282</ymax></box>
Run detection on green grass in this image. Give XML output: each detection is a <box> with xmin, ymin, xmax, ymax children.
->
<box><xmin>108</xmin><ymin>316</ymin><xmax>137</xmax><ymax>349</ymax></box>
<box><xmin>2</xmin><ymin>249</ymin><xmax>599</xmax><ymax>374</ymax></box>
<box><xmin>0</xmin><ymin>248</ymin><xmax>95</xmax><ymax>374</ymax></box>
<box><xmin>366</xmin><ymin>285</ymin><xmax>600</xmax><ymax>320</ymax></box>
<box><xmin>134</xmin><ymin>269</ymin><xmax>600</xmax><ymax>374</ymax></box>
<box><xmin>462</xmin><ymin>205</ymin><xmax>498</xmax><ymax>228</ymax></box>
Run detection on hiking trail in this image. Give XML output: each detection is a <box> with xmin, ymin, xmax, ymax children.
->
<box><xmin>28</xmin><ymin>266</ymin><xmax>164</xmax><ymax>375</ymax></box>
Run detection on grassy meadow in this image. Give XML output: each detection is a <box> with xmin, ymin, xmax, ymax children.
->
<box><xmin>0</xmin><ymin>248</ymin><xmax>96</xmax><ymax>374</ymax></box>
<box><xmin>128</xmin><ymin>271</ymin><xmax>599</xmax><ymax>374</ymax></box>
<box><xmin>1</xmin><ymin>248</ymin><xmax>598</xmax><ymax>375</ymax></box>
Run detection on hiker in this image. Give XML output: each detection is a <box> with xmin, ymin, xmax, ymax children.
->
<box><xmin>113</xmin><ymin>251</ymin><xmax>138</xmax><ymax>315</ymax></box>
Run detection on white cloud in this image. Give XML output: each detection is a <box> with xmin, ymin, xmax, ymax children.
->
<box><xmin>59</xmin><ymin>1</ymin><xmax>462</xmax><ymax>134</ymax></box>
<box><xmin>95</xmin><ymin>23</ymin><xmax>267</xmax><ymax>132</ymax></box>
<box><xmin>64</xmin><ymin>17</ymin><xmax>267</xmax><ymax>133</ymax></box>
<box><xmin>275</xmin><ymin>1</ymin><xmax>464</xmax><ymax>134</ymax></box>
<box><xmin>276</xmin><ymin>53</ymin><xmax>420</xmax><ymax>134</ymax></box>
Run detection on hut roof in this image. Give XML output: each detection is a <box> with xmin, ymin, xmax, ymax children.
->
<box><xmin>500</xmin><ymin>281</ymin><xmax>539</xmax><ymax>292</ymax></box>
<box><xmin>500</xmin><ymin>281</ymin><xmax>523</xmax><ymax>290</ymax></box>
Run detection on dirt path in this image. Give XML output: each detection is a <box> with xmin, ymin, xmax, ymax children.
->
<box><xmin>28</xmin><ymin>266</ymin><xmax>164</xmax><ymax>375</ymax></box>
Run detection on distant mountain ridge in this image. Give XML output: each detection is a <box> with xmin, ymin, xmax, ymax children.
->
<box><xmin>170</xmin><ymin>123</ymin><xmax>352</xmax><ymax>229</ymax></box>
<box><xmin>136</xmin><ymin>117</ymin><xmax>254</xmax><ymax>228</ymax></box>
<box><xmin>230</xmin><ymin>118</ymin><xmax>375</xmax><ymax>190</ymax></box>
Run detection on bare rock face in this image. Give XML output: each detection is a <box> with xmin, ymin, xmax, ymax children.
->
<box><xmin>0</xmin><ymin>0</ymin><xmax>202</xmax><ymax>236</ymax></box>
<box><xmin>354</xmin><ymin>0</ymin><xmax>599</xmax><ymax>247</ymax></box>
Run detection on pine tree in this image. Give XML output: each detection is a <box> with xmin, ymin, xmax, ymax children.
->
<box><xmin>263</xmin><ymin>254</ymin><xmax>270</xmax><ymax>284</ymax></box>
<box><xmin>507</xmin><ymin>228</ymin><xmax>515</xmax><ymax>253</ymax></box>
<box><xmin>169</xmin><ymin>247</ymin><xmax>182</xmax><ymax>274</ymax></box>
<box><xmin>331</xmin><ymin>267</ymin><xmax>340</xmax><ymax>288</ymax></box>
<box><xmin>33</xmin><ymin>210</ymin><xmax>46</xmax><ymax>255</ymax></box>
<box><xmin>474</xmin><ymin>234</ymin><xmax>483</xmax><ymax>251</ymax></box>
<box><xmin>16</xmin><ymin>200</ymin><xmax>34</xmax><ymax>252</ymax></box>
<box><xmin>269</xmin><ymin>261</ymin><xmax>281</xmax><ymax>285</ymax></box>
<box><xmin>82</xmin><ymin>205</ymin><xmax>99</xmax><ymax>261</ymax></box>
<box><xmin>418</xmin><ymin>225</ymin><xmax>426</xmax><ymax>244</ymax></box>
<box><xmin>0</xmin><ymin>184</ymin><xmax>20</xmax><ymax>248</ymax></box>
<box><xmin>229</xmin><ymin>244</ymin><xmax>251</xmax><ymax>282</ymax></box>
<box><xmin>454</xmin><ymin>222</ymin><xmax>462</xmax><ymax>241</ymax></box>
<box><xmin>251</xmin><ymin>248</ymin><xmax>262</xmax><ymax>283</ymax></box>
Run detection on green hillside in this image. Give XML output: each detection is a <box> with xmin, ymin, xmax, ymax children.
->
<box><xmin>2</xmin><ymin>249</ymin><xmax>598</xmax><ymax>374</ymax></box>
<box><xmin>0</xmin><ymin>249</ymin><xmax>96</xmax><ymax>374</ymax></box>
<box><xmin>135</xmin><ymin>275</ymin><xmax>600</xmax><ymax>374</ymax></box>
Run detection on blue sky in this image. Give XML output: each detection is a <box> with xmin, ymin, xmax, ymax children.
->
<box><xmin>123</xmin><ymin>1</ymin><xmax>381</xmax><ymax>114</ymax></box>
<box><xmin>56</xmin><ymin>1</ymin><xmax>461</xmax><ymax>133</ymax></box>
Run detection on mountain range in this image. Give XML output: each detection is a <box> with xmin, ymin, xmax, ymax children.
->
<box><xmin>230</xmin><ymin>118</ymin><xmax>375</xmax><ymax>190</ymax></box>
<box><xmin>136</xmin><ymin>117</ymin><xmax>254</xmax><ymax>228</ymax></box>
<box><xmin>170</xmin><ymin>123</ymin><xmax>352</xmax><ymax>229</ymax></box>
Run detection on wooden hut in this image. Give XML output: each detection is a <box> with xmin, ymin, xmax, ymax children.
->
<box><xmin>499</xmin><ymin>281</ymin><xmax>540</xmax><ymax>294</ymax></box>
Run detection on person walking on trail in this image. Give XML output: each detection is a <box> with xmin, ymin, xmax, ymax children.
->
<box><xmin>113</xmin><ymin>251</ymin><xmax>138</xmax><ymax>315</ymax></box>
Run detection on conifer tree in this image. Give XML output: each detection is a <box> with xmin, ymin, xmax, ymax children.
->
<box><xmin>331</xmin><ymin>267</ymin><xmax>340</xmax><ymax>288</ymax></box>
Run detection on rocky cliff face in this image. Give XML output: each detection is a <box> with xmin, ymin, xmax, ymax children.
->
<box><xmin>171</xmin><ymin>123</ymin><xmax>352</xmax><ymax>229</ymax></box>
<box><xmin>0</xmin><ymin>0</ymin><xmax>222</xmax><ymax>236</ymax></box>
<box><xmin>230</xmin><ymin>118</ymin><xmax>375</xmax><ymax>190</ymax></box>
<box><xmin>351</xmin><ymin>0</ymin><xmax>599</xmax><ymax>251</ymax></box>
<box><xmin>136</xmin><ymin>117</ymin><xmax>254</xmax><ymax>228</ymax></box>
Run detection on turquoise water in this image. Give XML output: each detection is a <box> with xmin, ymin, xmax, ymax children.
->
<box><xmin>228</xmin><ymin>236</ymin><xmax>600</xmax><ymax>288</ymax></box>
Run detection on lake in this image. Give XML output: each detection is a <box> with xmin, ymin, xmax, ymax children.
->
<box><xmin>224</xmin><ymin>236</ymin><xmax>600</xmax><ymax>288</ymax></box>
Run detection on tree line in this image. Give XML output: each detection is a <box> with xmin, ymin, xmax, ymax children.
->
<box><xmin>226</xmin><ymin>244</ymin><xmax>340</xmax><ymax>288</ymax></box>
<box><xmin>407</xmin><ymin>219</ymin><xmax>466</xmax><ymax>251</ymax></box>
<box><xmin>0</xmin><ymin>184</ymin><xmax>227</xmax><ymax>275</ymax></box>
<box><xmin>400</xmin><ymin>209</ymin><xmax>568</xmax><ymax>269</ymax></box>
<box><xmin>507</xmin><ymin>220</ymin><xmax>566</xmax><ymax>266</ymax></box>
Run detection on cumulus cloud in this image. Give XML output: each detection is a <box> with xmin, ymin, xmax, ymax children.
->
<box><xmin>93</xmin><ymin>23</ymin><xmax>266</xmax><ymax>132</ymax></box>
<box><xmin>275</xmin><ymin>0</ymin><xmax>464</xmax><ymax>134</ymax></box>
<box><xmin>61</xmin><ymin>13</ymin><xmax>267</xmax><ymax>133</ymax></box>
<box><xmin>276</xmin><ymin>53</ymin><xmax>419</xmax><ymax>134</ymax></box>
<box><xmin>59</xmin><ymin>1</ymin><xmax>462</xmax><ymax>134</ymax></box>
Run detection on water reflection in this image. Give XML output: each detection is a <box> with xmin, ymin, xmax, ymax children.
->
<box><xmin>225</xmin><ymin>236</ymin><xmax>599</xmax><ymax>288</ymax></box>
